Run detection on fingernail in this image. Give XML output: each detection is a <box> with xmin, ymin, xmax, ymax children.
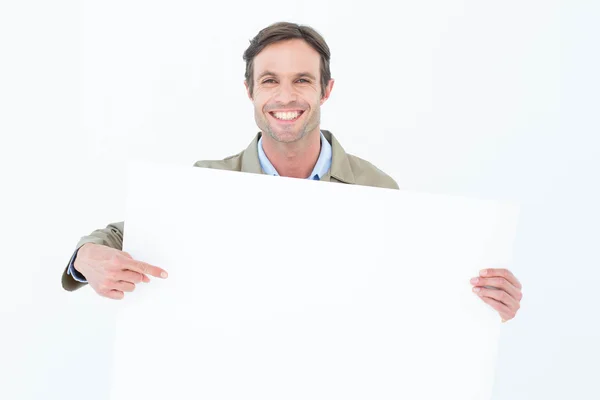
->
<box><xmin>161</xmin><ymin>272</ymin><xmax>168</xmax><ymax>279</ymax></box>
<box><xmin>470</xmin><ymin>278</ymin><xmax>479</xmax><ymax>284</ymax></box>
<box><xmin>480</xmin><ymin>269</ymin><xmax>488</xmax><ymax>276</ymax></box>
<box><xmin>473</xmin><ymin>287</ymin><xmax>480</xmax><ymax>293</ymax></box>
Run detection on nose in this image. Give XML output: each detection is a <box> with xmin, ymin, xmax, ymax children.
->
<box><xmin>273</xmin><ymin>80</ymin><xmax>298</xmax><ymax>104</ymax></box>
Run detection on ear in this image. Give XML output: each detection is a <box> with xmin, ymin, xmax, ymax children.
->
<box><xmin>320</xmin><ymin>79</ymin><xmax>335</xmax><ymax>105</ymax></box>
<box><xmin>244</xmin><ymin>80</ymin><xmax>253</xmax><ymax>100</ymax></box>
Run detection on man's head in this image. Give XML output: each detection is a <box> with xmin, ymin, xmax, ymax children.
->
<box><xmin>243</xmin><ymin>22</ymin><xmax>334</xmax><ymax>144</ymax></box>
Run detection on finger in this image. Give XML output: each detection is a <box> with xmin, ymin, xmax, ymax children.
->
<box><xmin>115</xmin><ymin>270</ymin><xmax>146</xmax><ymax>284</ymax></box>
<box><xmin>470</xmin><ymin>277</ymin><xmax>522</xmax><ymax>301</ymax></box>
<box><xmin>116</xmin><ymin>254</ymin><xmax>168</xmax><ymax>279</ymax></box>
<box><xmin>113</xmin><ymin>281</ymin><xmax>136</xmax><ymax>293</ymax></box>
<box><xmin>473</xmin><ymin>286</ymin><xmax>520</xmax><ymax>311</ymax></box>
<box><xmin>105</xmin><ymin>290</ymin><xmax>125</xmax><ymax>300</ymax></box>
<box><xmin>478</xmin><ymin>295</ymin><xmax>515</xmax><ymax>322</ymax></box>
<box><xmin>480</xmin><ymin>268</ymin><xmax>521</xmax><ymax>289</ymax></box>
<box><xmin>142</xmin><ymin>274</ymin><xmax>150</xmax><ymax>283</ymax></box>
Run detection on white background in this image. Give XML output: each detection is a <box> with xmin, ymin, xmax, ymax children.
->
<box><xmin>1</xmin><ymin>0</ymin><xmax>598</xmax><ymax>399</ymax></box>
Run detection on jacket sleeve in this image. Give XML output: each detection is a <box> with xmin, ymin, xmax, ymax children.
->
<box><xmin>61</xmin><ymin>221</ymin><xmax>125</xmax><ymax>292</ymax></box>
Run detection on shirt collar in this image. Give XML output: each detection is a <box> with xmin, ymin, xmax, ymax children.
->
<box><xmin>257</xmin><ymin>131</ymin><xmax>332</xmax><ymax>180</ymax></box>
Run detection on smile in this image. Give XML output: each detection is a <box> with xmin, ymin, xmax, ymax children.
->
<box><xmin>269</xmin><ymin>110</ymin><xmax>305</xmax><ymax>122</ymax></box>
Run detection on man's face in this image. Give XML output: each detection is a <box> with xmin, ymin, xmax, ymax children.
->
<box><xmin>246</xmin><ymin>39</ymin><xmax>334</xmax><ymax>144</ymax></box>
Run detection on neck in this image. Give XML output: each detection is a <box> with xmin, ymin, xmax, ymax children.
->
<box><xmin>261</xmin><ymin>128</ymin><xmax>321</xmax><ymax>179</ymax></box>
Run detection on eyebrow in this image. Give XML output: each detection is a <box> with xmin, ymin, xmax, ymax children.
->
<box><xmin>257</xmin><ymin>71</ymin><xmax>317</xmax><ymax>81</ymax></box>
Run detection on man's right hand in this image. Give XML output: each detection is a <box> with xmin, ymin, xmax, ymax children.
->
<box><xmin>73</xmin><ymin>243</ymin><xmax>168</xmax><ymax>300</ymax></box>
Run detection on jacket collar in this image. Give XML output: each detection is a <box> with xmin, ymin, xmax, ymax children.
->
<box><xmin>240</xmin><ymin>132</ymin><xmax>264</xmax><ymax>175</ymax></box>
<box><xmin>240</xmin><ymin>130</ymin><xmax>356</xmax><ymax>184</ymax></box>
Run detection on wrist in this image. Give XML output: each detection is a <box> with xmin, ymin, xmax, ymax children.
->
<box><xmin>73</xmin><ymin>243</ymin><xmax>93</xmax><ymax>274</ymax></box>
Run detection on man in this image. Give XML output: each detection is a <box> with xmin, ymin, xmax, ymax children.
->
<box><xmin>62</xmin><ymin>21</ymin><xmax>523</xmax><ymax>322</ymax></box>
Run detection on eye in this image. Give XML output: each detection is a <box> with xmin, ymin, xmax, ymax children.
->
<box><xmin>262</xmin><ymin>79</ymin><xmax>276</xmax><ymax>84</ymax></box>
<box><xmin>297</xmin><ymin>79</ymin><xmax>310</xmax><ymax>83</ymax></box>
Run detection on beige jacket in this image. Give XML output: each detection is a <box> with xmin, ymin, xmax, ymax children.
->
<box><xmin>61</xmin><ymin>130</ymin><xmax>399</xmax><ymax>291</ymax></box>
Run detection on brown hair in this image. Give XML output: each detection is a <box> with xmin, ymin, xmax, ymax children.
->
<box><xmin>243</xmin><ymin>21</ymin><xmax>332</xmax><ymax>98</ymax></box>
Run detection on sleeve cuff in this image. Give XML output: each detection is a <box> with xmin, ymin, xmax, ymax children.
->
<box><xmin>67</xmin><ymin>247</ymin><xmax>88</xmax><ymax>283</ymax></box>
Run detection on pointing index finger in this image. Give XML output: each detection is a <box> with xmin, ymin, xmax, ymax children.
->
<box><xmin>123</xmin><ymin>258</ymin><xmax>168</xmax><ymax>279</ymax></box>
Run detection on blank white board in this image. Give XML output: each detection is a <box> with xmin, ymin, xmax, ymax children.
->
<box><xmin>110</xmin><ymin>160</ymin><xmax>520</xmax><ymax>400</ymax></box>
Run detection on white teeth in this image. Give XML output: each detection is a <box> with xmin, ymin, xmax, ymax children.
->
<box><xmin>272</xmin><ymin>111</ymin><xmax>301</xmax><ymax>120</ymax></box>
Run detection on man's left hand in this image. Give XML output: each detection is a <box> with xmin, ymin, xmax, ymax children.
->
<box><xmin>470</xmin><ymin>268</ymin><xmax>523</xmax><ymax>322</ymax></box>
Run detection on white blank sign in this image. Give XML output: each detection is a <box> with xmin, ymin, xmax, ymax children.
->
<box><xmin>110</xmin><ymin>160</ymin><xmax>519</xmax><ymax>400</ymax></box>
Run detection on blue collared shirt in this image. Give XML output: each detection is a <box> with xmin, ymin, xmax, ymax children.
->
<box><xmin>67</xmin><ymin>245</ymin><xmax>87</xmax><ymax>282</ymax></box>
<box><xmin>67</xmin><ymin>131</ymin><xmax>333</xmax><ymax>283</ymax></box>
<box><xmin>258</xmin><ymin>131</ymin><xmax>332</xmax><ymax>180</ymax></box>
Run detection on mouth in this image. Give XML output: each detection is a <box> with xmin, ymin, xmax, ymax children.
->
<box><xmin>268</xmin><ymin>110</ymin><xmax>305</xmax><ymax>123</ymax></box>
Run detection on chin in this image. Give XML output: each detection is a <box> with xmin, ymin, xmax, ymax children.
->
<box><xmin>267</xmin><ymin>128</ymin><xmax>305</xmax><ymax>144</ymax></box>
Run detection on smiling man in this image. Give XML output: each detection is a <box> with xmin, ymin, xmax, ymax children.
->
<box><xmin>246</xmin><ymin>37</ymin><xmax>332</xmax><ymax>179</ymax></box>
<box><xmin>61</xmin><ymin>21</ymin><xmax>523</xmax><ymax>323</ymax></box>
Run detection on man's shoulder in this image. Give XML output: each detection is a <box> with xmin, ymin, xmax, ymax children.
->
<box><xmin>345</xmin><ymin>153</ymin><xmax>399</xmax><ymax>190</ymax></box>
<box><xmin>191</xmin><ymin>133</ymin><xmax>400</xmax><ymax>190</ymax></box>
<box><xmin>193</xmin><ymin>152</ymin><xmax>244</xmax><ymax>171</ymax></box>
